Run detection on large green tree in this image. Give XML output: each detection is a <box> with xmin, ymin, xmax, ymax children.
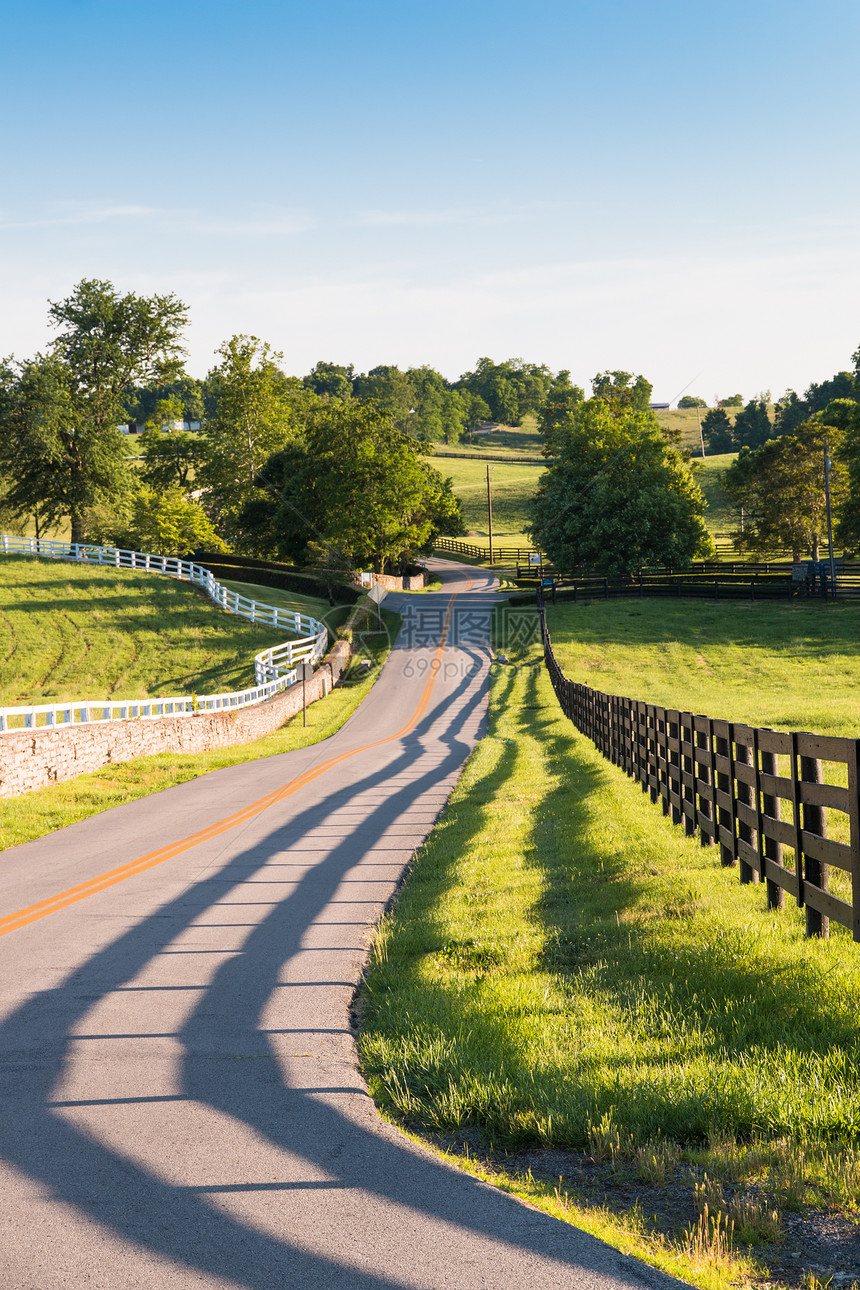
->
<box><xmin>303</xmin><ymin>360</ymin><xmax>355</xmax><ymax>402</ymax></box>
<box><xmin>700</xmin><ymin>407</ymin><xmax>735</xmax><ymax>454</ymax></box>
<box><xmin>527</xmin><ymin>399</ymin><xmax>710</xmax><ymax>575</ymax></box>
<box><xmin>199</xmin><ymin>335</ymin><xmax>311</xmax><ymax>538</ymax></box>
<box><xmin>239</xmin><ymin>402</ymin><xmax>464</xmax><ymax>572</ymax></box>
<box><xmin>591</xmin><ymin>370</ymin><xmax>653</xmax><ymax>413</ymax></box>
<box><xmin>723</xmin><ymin>422</ymin><xmax>847</xmax><ymax>561</ymax></box>
<box><xmin>732</xmin><ymin>397</ymin><xmax>773</xmax><ymax>449</ymax></box>
<box><xmin>456</xmin><ymin>357</ymin><xmax>552</xmax><ymax>426</ymax></box>
<box><xmin>352</xmin><ymin>365</ymin><xmax>415</xmax><ymax>432</ymax></box>
<box><xmin>0</xmin><ymin>279</ymin><xmax>187</xmax><ymax>542</ymax></box>
<box><xmin>538</xmin><ymin>370</ymin><xmax>585</xmax><ymax>457</ymax></box>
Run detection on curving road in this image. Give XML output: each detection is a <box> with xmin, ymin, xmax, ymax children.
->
<box><xmin>0</xmin><ymin>558</ymin><xmax>689</xmax><ymax>1289</ymax></box>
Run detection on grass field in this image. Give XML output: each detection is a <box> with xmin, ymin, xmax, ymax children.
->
<box><xmin>690</xmin><ymin>452</ymin><xmax>736</xmax><ymax>541</ymax></box>
<box><xmin>358</xmin><ymin>600</ymin><xmax>860</xmax><ymax>1288</ymax></box>
<box><xmin>438</xmin><ymin>457</ymin><xmax>545</xmax><ymax>547</ymax></box>
<box><xmin>432</xmin><ymin>415</ymin><xmax>544</xmax><ymax>459</ymax></box>
<box><xmin>543</xmin><ymin>597</ymin><xmax>860</xmax><ymax>737</ymax></box>
<box><xmin>0</xmin><ymin>556</ymin><xmax>332</xmax><ymax>707</ymax></box>
<box><xmin>217</xmin><ymin>576</ymin><xmax>331</xmax><ymax>621</ymax></box>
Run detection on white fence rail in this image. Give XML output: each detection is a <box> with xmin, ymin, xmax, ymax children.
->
<box><xmin>0</xmin><ymin>536</ymin><xmax>329</xmax><ymax>732</ymax></box>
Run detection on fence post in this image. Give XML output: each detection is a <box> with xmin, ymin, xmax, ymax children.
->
<box><xmin>696</xmin><ymin>722</ymin><xmax>714</xmax><ymax>845</ymax></box>
<box><xmin>716</xmin><ymin>727</ymin><xmax>736</xmax><ymax>865</ymax></box>
<box><xmin>735</xmin><ymin>739</ymin><xmax>758</xmax><ymax>883</ymax></box>
<box><xmin>669</xmin><ymin>712</ymin><xmax>682</xmax><ymax>824</ymax></box>
<box><xmin>759</xmin><ymin>749</ymin><xmax>785</xmax><ymax>910</ymax></box>
<box><xmin>800</xmin><ymin>755</ymin><xmax>829</xmax><ymax>938</ymax></box>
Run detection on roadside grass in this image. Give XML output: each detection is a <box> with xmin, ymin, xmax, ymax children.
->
<box><xmin>358</xmin><ymin>604</ymin><xmax>860</xmax><ymax>1288</ymax></box>
<box><xmin>0</xmin><ymin>555</ymin><xmax>338</xmax><ymax>707</ymax></box>
<box><xmin>0</xmin><ymin>605</ymin><xmax>400</xmax><ymax>852</ymax></box>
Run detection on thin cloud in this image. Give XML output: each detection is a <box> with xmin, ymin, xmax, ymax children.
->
<box><xmin>353</xmin><ymin>203</ymin><xmax>550</xmax><ymax>229</ymax></box>
<box><xmin>0</xmin><ymin>204</ymin><xmax>164</xmax><ymax>230</ymax></box>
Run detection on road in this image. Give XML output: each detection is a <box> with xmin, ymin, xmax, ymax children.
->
<box><xmin>0</xmin><ymin>558</ymin><xmax>689</xmax><ymax>1289</ymax></box>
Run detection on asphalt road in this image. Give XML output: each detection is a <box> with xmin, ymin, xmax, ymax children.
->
<box><xmin>0</xmin><ymin>558</ymin><xmax>690</xmax><ymax>1289</ymax></box>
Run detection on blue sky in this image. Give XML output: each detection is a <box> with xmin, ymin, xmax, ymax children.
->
<box><xmin>1</xmin><ymin>0</ymin><xmax>858</xmax><ymax>402</ymax></box>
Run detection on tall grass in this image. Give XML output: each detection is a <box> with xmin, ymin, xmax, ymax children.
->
<box><xmin>359</xmin><ymin>602</ymin><xmax>860</xmax><ymax>1284</ymax></box>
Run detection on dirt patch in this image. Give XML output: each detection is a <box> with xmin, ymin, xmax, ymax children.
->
<box><xmin>426</xmin><ymin>1132</ymin><xmax>860</xmax><ymax>1288</ymax></box>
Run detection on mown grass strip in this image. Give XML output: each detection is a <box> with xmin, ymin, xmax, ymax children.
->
<box><xmin>358</xmin><ymin>627</ymin><xmax>860</xmax><ymax>1288</ymax></box>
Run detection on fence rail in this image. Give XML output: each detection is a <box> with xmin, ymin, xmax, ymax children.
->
<box><xmin>538</xmin><ymin>596</ymin><xmax>860</xmax><ymax>941</ymax></box>
<box><xmin>434</xmin><ymin>537</ymin><xmax>547</xmax><ymax>563</ymax></box>
<box><xmin>0</xmin><ymin>536</ymin><xmax>328</xmax><ymax>731</ymax></box>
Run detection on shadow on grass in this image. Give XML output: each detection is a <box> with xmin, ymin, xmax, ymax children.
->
<box><xmin>364</xmin><ymin>657</ymin><xmax>860</xmax><ymax>1154</ymax></box>
<box><xmin>521</xmin><ymin>665</ymin><xmax>860</xmax><ymax>1145</ymax></box>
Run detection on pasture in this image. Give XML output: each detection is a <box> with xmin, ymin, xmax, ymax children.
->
<box><xmin>0</xmin><ymin>555</ymin><xmax>327</xmax><ymax>707</ymax></box>
<box><xmin>359</xmin><ymin>598</ymin><xmax>860</xmax><ymax>1288</ymax></box>
<box><xmin>438</xmin><ymin>456</ymin><xmax>545</xmax><ymax>547</ymax></box>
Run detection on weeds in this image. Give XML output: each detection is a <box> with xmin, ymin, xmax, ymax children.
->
<box><xmin>685</xmin><ymin>1203</ymin><xmax>735</xmax><ymax>1270</ymax></box>
<box><xmin>634</xmin><ymin>1139</ymin><xmax>680</xmax><ymax>1186</ymax></box>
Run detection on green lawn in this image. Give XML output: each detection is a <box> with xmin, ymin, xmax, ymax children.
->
<box><xmin>438</xmin><ymin>457</ymin><xmax>545</xmax><ymax>547</ymax></box>
<box><xmin>218</xmin><ymin>577</ymin><xmax>330</xmax><ymax>621</ymax></box>
<box><xmin>0</xmin><ymin>555</ymin><xmax>325</xmax><ymax>707</ymax></box>
<box><xmin>690</xmin><ymin>452</ymin><xmax>736</xmax><ymax>541</ymax></box>
<box><xmin>543</xmin><ymin>597</ymin><xmax>860</xmax><ymax>738</ymax></box>
<box><xmin>358</xmin><ymin>600</ymin><xmax>860</xmax><ymax>1288</ymax></box>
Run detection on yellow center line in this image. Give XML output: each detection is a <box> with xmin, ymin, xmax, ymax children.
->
<box><xmin>0</xmin><ymin>578</ymin><xmax>472</xmax><ymax>939</ymax></box>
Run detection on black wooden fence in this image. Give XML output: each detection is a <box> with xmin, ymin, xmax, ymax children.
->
<box><xmin>538</xmin><ymin>599</ymin><xmax>860</xmax><ymax>941</ymax></box>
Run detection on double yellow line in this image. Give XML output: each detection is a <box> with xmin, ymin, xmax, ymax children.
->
<box><xmin>0</xmin><ymin>581</ymin><xmax>467</xmax><ymax>940</ymax></box>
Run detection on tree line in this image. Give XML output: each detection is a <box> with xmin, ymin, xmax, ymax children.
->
<box><xmin>527</xmin><ymin>354</ymin><xmax>860</xmax><ymax>573</ymax></box>
<box><xmin>0</xmin><ymin>280</ymin><xmax>569</xmax><ymax>573</ymax></box>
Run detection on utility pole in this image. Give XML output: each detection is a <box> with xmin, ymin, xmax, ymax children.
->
<box><xmin>697</xmin><ymin>404</ymin><xmax>705</xmax><ymax>458</ymax></box>
<box><xmin>824</xmin><ymin>435</ymin><xmax>837</xmax><ymax>596</ymax></box>
<box><xmin>486</xmin><ymin>463</ymin><xmax>494</xmax><ymax>563</ymax></box>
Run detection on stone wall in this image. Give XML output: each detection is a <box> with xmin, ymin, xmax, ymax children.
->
<box><xmin>0</xmin><ymin>640</ymin><xmax>352</xmax><ymax>799</ymax></box>
<box><xmin>356</xmin><ymin>567</ymin><xmax>428</xmax><ymax>591</ymax></box>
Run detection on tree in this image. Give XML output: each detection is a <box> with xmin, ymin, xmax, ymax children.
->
<box><xmin>199</xmin><ymin>335</ymin><xmax>306</xmax><ymax>539</ymax></box>
<box><xmin>678</xmin><ymin>396</ymin><xmax>707</xmax><ymax>409</ymax></box>
<box><xmin>590</xmin><ymin>370</ymin><xmax>653</xmax><ymax>413</ymax></box>
<box><xmin>459</xmin><ymin>390</ymin><xmax>492</xmax><ymax>437</ymax></box>
<box><xmin>723</xmin><ymin>423</ymin><xmax>847</xmax><ymax>560</ymax></box>
<box><xmin>353</xmin><ymin>365</ymin><xmax>415</xmax><ymax>432</ymax></box>
<box><xmin>805</xmin><ymin>371</ymin><xmax>855</xmax><ymax>414</ymax></box>
<box><xmin>718</xmin><ymin>394</ymin><xmax>744</xmax><ymax>408</ymax></box>
<box><xmin>773</xmin><ymin>389</ymin><xmax>808</xmax><ymax>436</ymax></box>
<box><xmin>527</xmin><ymin>399</ymin><xmax>711</xmax><ymax>576</ymax></box>
<box><xmin>139</xmin><ymin>407</ymin><xmax>205</xmax><ymax>491</ymax></box>
<box><xmin>732</xmin><ymin>397</ymin><xmax>772</xmax><ymax>449</ymax></box>
<box><xmin>701</xmin><ymin>408</ymin><xmax>735</xmax><ymax>454</ymax></box>
<box><xmin>239</xmin><ymin>402</ymin><xmax>465</xmax><ymax>573</ymax></box>
<box><xmin>125</xmin><ymin>374</ymin><xmax>204</xmax><ymax>430</ymax></box>
<box><xmin>456</xmin><ymin>357</ymin><xmax>552</xmax><ymax>425</ymax></box>
<box><xmin>91</xmin><ymin>483</ymin><xmax>228</xmax><ymax>556</ymax></box>
<box><xmin>303</xmin><ymin>361</ymin><xmax>354</xmax><ymax>402</ymax></box>
<box><xmin>829</xmin><ymin>400</ymin><xmax>860</xmax><ymax>550</ymax></box>
<box><xmin>0</xmin><ymin>279</ymin><xmax>188</xmax><ymax>542</ymax></box>
<box><xmin>538</xmin><ymin>370</ymin><xmax>585</xmax><ymax>457</ymax></box>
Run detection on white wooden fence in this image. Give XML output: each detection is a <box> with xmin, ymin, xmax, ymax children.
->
<box><xmin>0</xmin><ymin>536</ymin><xmax>329</xmax><ymax>732</ymax></box>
